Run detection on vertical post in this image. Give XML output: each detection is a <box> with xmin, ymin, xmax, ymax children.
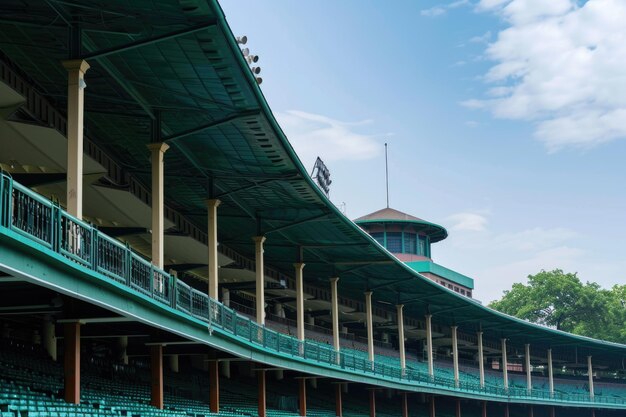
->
<box><xmin>452</xmin><ymin>326</ymin><xmax>459</xmax><ymax>388</ymax></box>
<box><xmin>209</xmin><ymin>361</ymin><xmax>219</xmax><ymax>413</ymax></box>
<box><xmin>151</xmin><ymin>345</ymin><xmax>164</xmax><ymax>409</ymax></box>
<box><xmin>481</xmin><ymin>401</ymin><xmax>487</xmax><ymax>417</ymax></box>
<box><xmin>43</xmin><ymin>316</ymin><xmax>57</xmax><ymax>361</ymax></box>
<box><xmin>368</xmin><ymin>389</ymin><xmax>376</xmax><ymax>417</ymax></box>
<box><xmin>525</xmin><ymin>344</ymin><xmax>532</xmax><ymax>395</ymax></box>
<box><xmin>294</xmin><ymin>262</ymin><xmax>306</xmax><ymax>341</ymax></box>
<box><xmin>397</xmin><ymin>304</ymin><xmax>406</xmax><ymax>373</ymax></box>
<box><xmin>365</xmin><ymin>291</ymin><xmax>375</xmax><ymax>364</ymax></box>
<box><xmin>549</xmin><ymin>406</ymin><xmax>555</xmax><ymax>417</ymax></box>
<box><xmin>401</xmin><ymin>393</ymin><xmax>408</xmax><ymax>417</ymax></box>
<box><xmin>298</xmin><ymin>378</ymin><xmax>307</xmax><ymax>417</ymax></box>
<box><xmin>587</xmin><ymin>355</ymin><xmax>594</xmax><ymax>400</ymax></box>
<box><xmin>501</xmin><ymin>338</ymin><xmax>508</xmax><ymax>390</ymax></box>
<box><xmin>335</xmin><ymin>384</ymin><xmax>343</xmax><ymax>417</ymax></box>
<box><xmin>455</xmin><ymin>399</ymin><xmax>461</xmax><ymax>417</ymax></box>
<box><xmin>528</xmin><ymin>405</ymin><xmax>534</xmax><ymax>417</ymax></box>
<box><xmin>429</xmin><ymin>395</ymin><xmax>435</xmax><ymax>417</ymax></box>
<box><xmin>547</xmin><ymin>349</ymin><xmax>554</xmax><ymax>398</ymax></box>
<box><xmin>62</xmin><ymin>59</ymin><xmax>90</xmax><ymax>220</ymax></box>
<box><xmin>253</xmin><ymin>236</ymin><xmax>266</xmax><ymax>325</ymax></box>
<box><xmin>146</xmin><ymin>143</ymin><xmax>169</xmax><ymax>269</ymax></box>
<box><xmin>478</xmin><ymin>331</ymin><xmax>485</xmax><ymax>389</ymax></box>
<box><xmin>426</xmin><ymin>314</ymin><xmax>434</xmax><ymax>379</ymax></box>
<box><xmin>330</xmin><ymin>277</ymin><xmax>341</xmax><ymax>357</ymax></box>
<box><xmin>504</xmin><ymin>404</ymin><xmax>510</xmax><ymax>417</ymax></box>
<box><xmin>258</xmin><ymin>370</ymin><xmax>266</xmax><ymax>417</ymax></box>
<box><xmin>168</xmin><ymin>354</ymin><xmax>179</xmax><ymax>372</ymax></box>
<box><xmin>63</xmin><ymin>322</ymin><xmax>80</xmax><ymax>404</ymax></box>
<box><xmin>207</xmin><ymin>199</ymin><xmax>221</xmax><ymax>299</ymax></box>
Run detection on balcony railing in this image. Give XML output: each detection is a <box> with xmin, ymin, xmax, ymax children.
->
<box><xmin>0</xmin><ymin>173</ymin><xmax>623</xmax><ymax>406</ymax></box>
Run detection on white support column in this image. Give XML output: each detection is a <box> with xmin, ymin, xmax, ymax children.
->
<box><xmin>477</xmin><ymin>331</ymin><xmax>485</xmax><ymax>388</ymax></box>
<box><xmin>42</xmin><ymin>317</ymin><xmax>57</xmax><ymax>361</ymax></box>
<box><xmin>365</xmin><ymin>291</ymin><xmax>374</xmax><ymax>364</ymax></box>
<box><xmin>330</xmin><ymin>277</ymin><xmax>341</xmax><ymax>354</ymax></box>
<box><xmin>587</xmin><ymin>355</ymin><xmax>594</xmax><ymax>400</ymax></box>
<box><xmin>207</xmin><ymin>199</ymin><xmax>221</xmax><ymax>300</ymax></box>
<box><xmin>547</xmin><ymin>349</ymin><xmax>554</xmax><ymax>398</ymax></box>
<box><xmin>397</xmin><ymin>304</ymin><xmax>406</xmax><ymax>373</ymax></box>
<box><xmin>451</xmin><ymin>326</ymin><xmax>459</xmax><ymax>388</ymax></box>
<box><xmin>501</xmin><ymin>338</ymin><xmax>509</xmax><ymax>390</ymax></box>
<box><xmin>525</xmin><ymin>344</ymin><xmax>532</xmax><ymax>395</ymax></box>
<box><xmin>425</xmin><ymin>314</ymin><xmax>434</xmax><ymax>379</ymax></box>
<box><xmin>294</xmin><ymin>262</ymin><xmax>306</xmax><ymax>341</ymax></box>
<box><xmin>147</xmin><ymin>143</ymin><xmax>169</xmax><ymax>269</ymax></box>
<box><xmin>253</xmin><ymin>236</ymin><xmax>266</xmax><ymax>325</ymax></box>
<box><xmin>62</xmin><ymin>59</ymin><xmax>90</xmax><ymax>220</ymax></box>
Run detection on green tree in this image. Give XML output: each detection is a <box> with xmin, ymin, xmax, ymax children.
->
<box><xmin>489</xmin><ymin>269</ymin><xmax>625</xmax><ymax>343</ymax></box>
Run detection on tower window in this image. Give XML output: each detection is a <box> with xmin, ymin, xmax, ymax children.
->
<box><xmin>386</xmin><ymin>232</ymin><xmax>402</xmax><ymax>253</ymax></box>
<box><xmin>403</xmin><ymin>232</ymin><xmax>417</xmax><ymax>254</ymax></box>
<box><xmin>370</xmin><ymin>232</ymin><xmax>384</xmax><ymax>246</ymax></box>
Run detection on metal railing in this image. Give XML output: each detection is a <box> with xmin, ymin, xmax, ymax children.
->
<box><xmin>0</xmin><ymin>173</ymin><xmax>624</xmax><ymax>407</ymax></box>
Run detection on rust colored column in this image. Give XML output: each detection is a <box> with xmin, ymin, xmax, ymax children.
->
<box><xmin>455</xmin><ymin>399</ymin><xmax>461</xmax><ymax>417</ymax></box>
<box><xmin>335</xmin><ymin>384</ymin><xmax>343</xmax><ymax>417</ymax></box>
<box><xmin>209</xmin><ymin>361</ymin><xmax>219</xmax><ymax>413</ymax></box>
<box><xmin>151</xmin><ymin>345</ymin><xmax>163</xmax><ymax>409</ymax></box>
<box><xmin>258</xmin><ymin>370</ymin><xmax>266</xmax><ymax>417</ymax></box>
<box><xmin>401</xmin><ymin>393</ymin><xmax>408</xmax><ymax>417</ymax></box>
<box><xmin>429</xmin><ymin>396</ymin><xmax>436</xmax><ymax>417</ymax></box>
<box><xmin>299</xmin><ymin>379</ymin><xmax>307</xmax><ymax>416</ymax></box>
<box><xmin>481</xmin><ymin>401</ymin><xmax>487</xmax><ymax>417</ymax></box>
<box><xmin>63</xmin><ymin>322</ymin><xmax>80</xmax><ymax>404</ymax></box>
<box><xmin>369</xmin><ymin>390</ymin><xmax>376</xmax><ymax>417</ymax></box>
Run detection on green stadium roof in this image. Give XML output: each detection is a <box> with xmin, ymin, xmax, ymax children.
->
<box><xmin>0</xmin><ymin>0</ymin><xmax>624</xmax><ymax>363</ymax></box>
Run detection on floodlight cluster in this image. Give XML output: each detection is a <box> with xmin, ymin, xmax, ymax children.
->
<box><xmin>237</xmin><ymin>36</ymin><xmax>262</xmax><ymax>85</ymax></box>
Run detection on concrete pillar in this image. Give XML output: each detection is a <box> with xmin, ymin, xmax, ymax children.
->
<box><xmin>118</xmin><ymin>336</ymin><xmax>129</xmax><ymax>365</ymax></box>
<box><xmin>525</xmin><ymin>344</ymin><xmax>532</xmax><ymax>394</ymax></box>
<box><xmin>335</xmin><ymin>384</ymin><xmax>343</xmax><ymax>417</ymax></box>
<box><xmin>426</xmin><ymin>314</ymin><xmax>434</xmax><ymax>378</ymax></box>
<box><xmin>221</xmin><ymin>287</ymin><xmax>230</xmax><ymax>307</ymax></box>
<box><xmin>549</xmin><ymin>406</ymin><xmax>555</xmax><ymax>417</ymax></box>
<box><xmin>63</xmin><ymin>322</ymin><xmax>80</xmax><ymax>404</ymax></box>
<box><xmin>504</xmin><ymin>404</ymin><xmax>510</xmax><ymax>417</ymax></box>
<box><xmin>365</xmin><ymin>291</ymin><xmax>375</xmax><ymax>364</ymax></box>
<box><xmin>62</xmin><ymin>59</ymin><xmax>90</xmax><ymax>220</ymax></box>
<box><xmin>294</xmin><ymin>262</ymin><xmax>306</xmax><ymax>341</ymax></box>
<box><xmin>209</xmin><ymin>361</ymin><xmax>219</xmax><ymax>413</ymax></box>
<box><xmin>455</xmin><ymin>399</ymin><xmax>461</xmax><ymax>417</ymax></box>
<box><xmin>307</xmin><ymin>315</ymin><xmax>315</xmax><ymax>326</ymax></box>
<box><xmin>298</xmin><ymin>379</ymin><xmax>307</xmax><ymax>417</ymax></box>
<box><xmin>452</xmin><ymin>326</ymin><xmax>459</xmax><ymax>388</ymax></box>
<box><xmin>429</xmin><ymin>395</ymin><xmax>435</xmax><ymax>417</ymax></box>
<box><xmin>253</xmin><ymin>236</ymin><xmax>266</xmax><ymax>325</ymax></box>
<box><xmin>478</xmin><ymin>331</ymin><xmax>485</xmax><ymax>388</ymax></box>
<box><xmin>587</xmin><ymin>355</ymin><xmax>594</xmax><ymax>400</ymax></box>
<box><xmin>547</xmin><ymin>349</ymin><xmax>554</xmax><ymax>397</ymax></box>
<box><xmin>169</xmin><ymin>354</ymin><xmax>179</xmax><ymax>373</ymax></box>
<box><xmin>207</xmin><ymin>199</ymin><xmax>221</xmax><ymax>299</ymax></box>
<box><xmin>150</xmin><ymin>345</ymin><xmax>164</xmax><ymax>409</ymax></box>
<box><xmin>42</xmin><ymin>317</ymin><xmax>57</xmax><ymax>361</ymax></box>
<box><xmin>528</xmin><ymin>405</ymin><xmax>534</xmax><ymax>417</ymax></box>
<box><xmin>401</xmin><ymin>393</ymin><xmax>408</xmax><ymax>417</ymax></box>
<box><xmin>221</xmin><ymin>359</ymin><xmax>231</xmax><ymax>379</ymax></box>
<box><xmin>481</xmin><ymin>401</ymin><xmax>487</xmax><ymax>417</ymax></box>
<box><xmin>501</xmin><ymin>339</ymin><xmax>508</xmax><ymax>390</ymax></box>
<box><xmin>310</xmin><ymin>377</ymin><xmax>317</xmax><ymax>389</ymax></box>
<box><xmin>368</xmin><ymin>390</ymin><xmax>376</xmax><ymax>417</ymax></box>
<box><xmin>330</xmin><ymin>277</ymin><xmax>341</xmax><ymax>357</ymax></box>
<box><xmin>147</xmin><ymin>142</ymin><xmax>169</xmax><ymax>269</ymax></box>
<box><xmin>397</xmin><ymin>304</ymin><xmax>406</xmax><ymax>373</ymax></box>
<box><xmin>258</xmin><ymin>370</ymin><xmax>266</xmax><ymax>417</ymax></box>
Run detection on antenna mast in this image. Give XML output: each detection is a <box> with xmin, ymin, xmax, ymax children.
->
<box><xmin>385</xmin><ymin>143</ymin><xmax>389</xmax><ymax>208</ymax></box>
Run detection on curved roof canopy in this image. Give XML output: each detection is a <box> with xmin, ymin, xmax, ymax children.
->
<box><xmin>355</xmin><ymin>207</ymin><xmax>448</xmax><ymax>243</ymax></box>
<box><xmin>0</xmin><ymin>0</ymin><xmax>624</xmax><ymax>365</ymax></box>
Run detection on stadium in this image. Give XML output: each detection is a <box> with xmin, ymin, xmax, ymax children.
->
<box><xmin>0</xmin><ymin>1</ymin><xmax>624</xmax><ymax>417</ymax></box>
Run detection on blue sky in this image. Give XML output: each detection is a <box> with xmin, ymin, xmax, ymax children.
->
<box><xmin>221</xmin><ymin>0</ymin><xmax>626</xmax><ymax>303</ymax></box>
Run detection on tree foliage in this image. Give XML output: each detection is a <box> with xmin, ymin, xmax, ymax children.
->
<box><xmin>489</xmin><ymin>269</ymin><xmax>626</xmax><ymax>344</ymax></box>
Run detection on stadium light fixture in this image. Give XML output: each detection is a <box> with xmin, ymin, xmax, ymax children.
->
<box><xmin>256</xmin><ymin>77</ymin><xmax>263</xmax><ymax>85</ymax></box>
<box><xmin>246</xmin><ymin>55</ymin><xmax>259</xmax><ymax>64</ymax></box>
<box><xmin>241</xmin><ymin>47</ymin><xmax>250</xmax><ymax>57</ymax></box>
<box><xmin>236</xmin><ymin>35</ymin><xmax>247</xmax><ymax>45</ymax></box>
<box><xmin>251</xmin><ymin>66</ymin><xmax>261</xmax><ymax>75</ymax></box>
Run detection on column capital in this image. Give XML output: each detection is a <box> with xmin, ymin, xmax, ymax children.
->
<box><xmin>396</xmin><ymin>303</ymin><xmax>404</xmax><ymax>310</ymax></box>
<box><xmin>330</xmin><ymin>277</ymin><xmax>340</xmax><ymax>284</ymax></box>
<box><xmin>293</xmin><ymin>262</ymin><xmax>305</xmax><ymax>270</ymax></box>
<box><xmin>364</xmin><ymin>290</ymin><xmax>373</xmax><ymax>297</ymax></box>
<box><xmin>451</xmin><ymin>325</ymin><xmax>458</xmax><ymax>330</ymax></box>
<box><xmin>62</xmin><ymin>59</ymin><xmax>90</xmax><ymax>74</ymax></box>
<box><xmin>252</xmin><ymin>235</ymin><xmax>267</xmax><ymax>245</ymax></box>
<box><xmin>477</xmin><ymin>330</ymin><xmax>483</xmax><ymax>336</ymax></box>
<box><xmin>425</xmin><ymin>313</ymin><xmax>432</xmax><ymax>319</ymax></box>
<box><xmin>206</xmin><ymin>198</ymin><xmax>222</xmax><ymax>209</ymax></box>
<box><xmin>147</xmin><ymin>142</ymin><xmax>170</xmax><ymax>154</ymax></box>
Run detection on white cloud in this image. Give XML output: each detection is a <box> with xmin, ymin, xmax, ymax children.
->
<box><xmin>447</xmin><ymin>212</ymin><xmax>488</xmax><ymax>231</ymax></box>
<box><xmin>421</xmin><ymin>0</ymin><xmax>470</xmax><ymax>17</ymax></box>
<box><xmin>468</xmin><ymin>0</ymin><xmax>626</xmax><ymax>150</ymax></box>
<box><xmin>469</xmin><ymin>31</ymin><xmax>492</xmax><ymax>44</ymax></box>
<box><xmin>275</xmin><ymin>110</ymin><xmax>381</xmax><ymax>169</ymax></box>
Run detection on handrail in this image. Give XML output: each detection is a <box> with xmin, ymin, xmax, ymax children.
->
<box><xmin>0</xmin><ymin>173</ymin><xmax>624</xmax><ymax>407</ymax></box>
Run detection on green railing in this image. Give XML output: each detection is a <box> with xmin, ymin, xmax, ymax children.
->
<box><xmin>0</xmin><ymin>173</ymin><xmax>624</xmax><ymax>407</ymax></box>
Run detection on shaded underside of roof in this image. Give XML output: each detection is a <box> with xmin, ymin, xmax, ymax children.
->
<box><xmin>0</xmin><ymin>0</ymin><xmax>624</xmax><ymax>363</ymax></box>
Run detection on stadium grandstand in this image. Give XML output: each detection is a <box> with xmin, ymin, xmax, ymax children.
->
<box><xmin>0</xmin><ymin>1</ymin><xmax>624</xmax><ymax>417</ymax></box>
